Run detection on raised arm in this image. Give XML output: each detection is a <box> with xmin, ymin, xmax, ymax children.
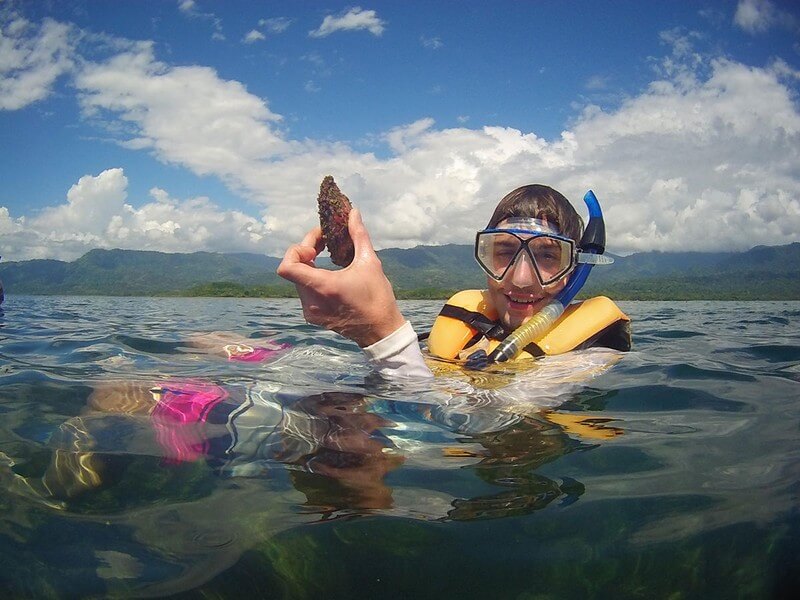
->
<box><xmin>277</xmin><ymin>207</ymin><xmax>406</xmax><ymax>347</ymax></box>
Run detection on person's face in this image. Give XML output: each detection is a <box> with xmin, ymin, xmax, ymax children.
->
<box><xmin>485</xmin><ymin>218</ymin><xmax>569</xmax><ymax>331</ymax></box>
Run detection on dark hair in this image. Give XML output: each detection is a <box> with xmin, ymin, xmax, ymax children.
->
<box><xmin>486</xmin><ymin>184</ymin><xmax>583</xmax><ymax>242</ymax></box>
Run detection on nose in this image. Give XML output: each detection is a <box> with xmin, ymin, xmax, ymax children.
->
<box><xmin>508</xmin><ymin>252</ymin><xmax>543</xmax><ymax>289</ymax></box>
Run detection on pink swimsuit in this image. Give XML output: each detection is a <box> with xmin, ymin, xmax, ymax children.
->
<box><xmin>152</xmin><ymin>341</ymin><xmax>290</xmax><ymax>463</ymax></box>
<box><xmin>151</xmin><ymin>381</ymin><xmax>229</xmax><ymax>463</ymax></box>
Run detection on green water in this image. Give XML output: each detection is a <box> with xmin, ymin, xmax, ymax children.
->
<box><xmin>0</xmin><ymin>297</ymin><xmax>798</xmax><ymax>598</ymax></box>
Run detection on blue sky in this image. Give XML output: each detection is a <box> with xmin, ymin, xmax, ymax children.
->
<box><xmin>1</xmin><ymin>0</ymin><xmax>799</xmax><ymax>261</ymax></box>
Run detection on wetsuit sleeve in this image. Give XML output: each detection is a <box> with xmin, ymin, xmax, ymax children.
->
<box><xmin>361</xmin><ymin>321</ymin><xmax>434</xmax><ymax>379</ymax></box>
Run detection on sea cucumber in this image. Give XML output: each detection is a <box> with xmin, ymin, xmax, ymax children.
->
<box><xmin>317</xmin><ymin>175</ymin><xmax>355</xmax><ymax>267</ymax></box>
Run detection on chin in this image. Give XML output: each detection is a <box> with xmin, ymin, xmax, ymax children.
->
<box><xmin>502</xmin><ymin>301</ymin><xmax>546</xmax><ymax>330</ymax></box>
<box><xmin>488</xmin><ymin>280</ymin><xmax>566</xmax><ymax>331</ymax></box>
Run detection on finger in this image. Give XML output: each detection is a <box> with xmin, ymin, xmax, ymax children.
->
<box><xmin>277</xmin><ymin>244</ymin><xmax>323</xmax><ymax>284</ymax></box>
<box><xmin>348</xmin><ymin>208</ymin><xmax>378</xmax><ymax>260</ymax></box>
<box><xmin>284</xmin><ymin>241</ymin><xmax>319</xmax><ymax>265</ymax></box>
<box><xmin>300</xmin><ymin>226</ymin><xmax>326</xmax><ymax>254</ymax></box>
<box><xmin>279</xmin><ymin>260</ymin><xmax>323</xmax><ymax>288</ymax></box>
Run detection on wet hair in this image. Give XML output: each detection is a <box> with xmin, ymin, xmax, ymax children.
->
<box><xmin>486</xmin><ymin>184</ymin><xmax>584</xmax><ymax>242</ymax></box>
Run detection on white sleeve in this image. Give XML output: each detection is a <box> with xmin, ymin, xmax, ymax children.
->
<box><xmin>361</xmin><ymin>321</ymin><xmax>434</xmax><ymax>379</ymax></box>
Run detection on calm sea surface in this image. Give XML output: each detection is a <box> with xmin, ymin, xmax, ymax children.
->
<box><xmin>0</xmin><ymin>296</ymin><xmax>799</xmax><ymax>599</ymax></box>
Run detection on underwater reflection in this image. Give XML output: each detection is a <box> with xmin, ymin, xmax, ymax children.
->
<box><xmin>447</xmin><ymin>417</ymin><xmax>588</xmax><ymax>520</ymax></box>
<box><xmin>287</xmin><ymin>392</ymin><xmax>404</xmax><ymax>514</ymax></box>
<box><xmin>20</xmin><ymin>380</ymin><xmax>615</xmax><ymax>521</ymax></box>
<box><xmin>2</xmin><ymin>376</ymin><xmax>625</xmax><ymax>595</ymax></box>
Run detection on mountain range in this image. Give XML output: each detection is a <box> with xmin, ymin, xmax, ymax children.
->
<box><xmin>1</xmin><ymin>242</ymin><xmax>799</xmax><ymax>300</ymax></box>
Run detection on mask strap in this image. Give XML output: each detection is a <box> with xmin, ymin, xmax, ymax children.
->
<box><xmin>496</xmin><ymin>217</ymin><xmax>560</xmax><ymax>235</ymax></box>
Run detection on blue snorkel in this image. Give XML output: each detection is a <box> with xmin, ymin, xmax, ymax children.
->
<box><xmin>487</xmin><ymin>190</ymin><xmax>610</xmax><ymax>363</ymax></box>
<box><xmin>554</xmin><ymin>190</ymin><xmax>606</xmax><ymax>306</ymax></box>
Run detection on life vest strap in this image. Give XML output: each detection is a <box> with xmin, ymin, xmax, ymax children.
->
<box><xmin>438</xmin><ymin>303</ymin><xmax>506</xmax><ymax>340</ymax></box>
<box><xmin>438</xmin><ymin>303</ymin><xmax>545</xmax><ymax>357</ymax></box>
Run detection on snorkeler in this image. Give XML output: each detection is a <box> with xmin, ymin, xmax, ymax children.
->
<box><xmin>278</xmin><ymin>184</ymin><xmax>630</xmax><ymax>378</ymax></box>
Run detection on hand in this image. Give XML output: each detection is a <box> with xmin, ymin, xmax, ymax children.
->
<box><xmin>277</xmin><ymin>208</ymin><xmax>406</xmax><ymax>347</ymax></box>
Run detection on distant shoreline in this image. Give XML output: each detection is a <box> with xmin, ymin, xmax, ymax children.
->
<box><xmin>3</xmin><ymin>289</ymin><xmax>798</xmax><ymax>302</ymax></box>
<box><xmin>2</xmin><ymin>244</ymin><xmax>798</xmax><ymax>301</ymax></box>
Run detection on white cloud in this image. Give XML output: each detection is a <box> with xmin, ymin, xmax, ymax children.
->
<box><xmin>0</xmin><ymin>206</ymin><xmax>21</xmax><ymax>236</ymax></box>
<box><xmin>176</xmin><ymin>0</ymin><xmax>224</xmax><ymax>40</ymax></box>
<box><xmin>301</xmin><ymin>52</ymin><xmax>326</xmax><ymax>68</ymax></box>
<box><xmin>384</xmin><ymin>118</ymin><xmax>436</xmax><ymax>153</ymax></box>
<box><xmin>309</xmin><ymin>7</ymin><xmax>385</xmax><ymax>38</ymax></box>
<box><xmin>2</xmin><ymin>20</ymin><xmax>800</xmax><ymax>261</ymax></box>
<box><xmin>235</xmin><ymin>40</ymin><xmax>800</xmax><ymax>255</ymax></box>
<box><xmin>259</xmin><ymin>17</ymin><xmax>292</xmax><ymax>34</ymax></box>
<box><xmin>0</xmin><ymin>17</ymin><xmax>74</xmax><ymax>110</ymax></box>
<box><xmin>242</xmin><ymin>29</ymin><xmax>265</xmax><ymax>44</ymax></box>
<box><xmin>74</xmin><ymin>42</ymin><xmax>291</xmax><ymax>178</ymax></box>
<box><xmin>585</xmin><ymin>75</ymin><xmax>610</xmax><ymax>91</ymax></box>
<box><xmin>734</xmin><ymin>0</ymin><xmax>777</xmax><ymax>33</ymax></box>
<box><xmin>733</xmin><ymin>0</ymin><xmax>798</xmax><ymax>34</ymax></box>
<box><xmin>421</xmin><ymin>35</ymin><xmax>443</xmax><ymax>50</ymax></box>
<box><xmin>564</xmin><ymin>55</ymin><xmax>800</xmax><ymax>252</ymax></box>
<box><xmin>1</xmin><ymin>168</ymin><xmax>274</xmax><ymax>260</ymax></box>
<box><xmin>34</xmin><ymin>168</ymin><xmax>129</xmax><ymax>236</ymax></box>
<box><xmin>237</xmin><ymin>18</ymin><xmax>292</xmax><ymax>46</ymax></box>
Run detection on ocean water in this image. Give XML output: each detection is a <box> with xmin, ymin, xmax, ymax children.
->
<box><xmin>0</xmin><ymin>295</ymin><xmax>798</xmax><ymax>599</ymax></box>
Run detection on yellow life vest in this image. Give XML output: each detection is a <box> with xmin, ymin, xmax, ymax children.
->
<box><xmin>427</xmin><ymin>290</ymin><xmax>631</xmax><ymax>361</ymax></box>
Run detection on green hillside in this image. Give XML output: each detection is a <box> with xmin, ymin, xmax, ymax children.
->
<box><xmin>1</xmin><ymin>243</ymin><xmax>799</xmax><ymax>300</ymax></box>
<box><xmin>0</xmin><ymin>249</ymin><xmax>284</xmax><ymax>296</ymax></box>
<box><xmin>581</xmin><ymin>243</ymin><xmax>800</xmax><ymax>300</ymax></box>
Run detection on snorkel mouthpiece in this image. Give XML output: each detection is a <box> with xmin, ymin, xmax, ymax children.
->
<box><xmin>488</xmin><ymin>190</ymin><xmax>607</xmax><ymax>364</ymax></box>
<box><xmin>489</xmin><ymin>301</ymin><xmax>564</xmax><ymax>363</ymax></box>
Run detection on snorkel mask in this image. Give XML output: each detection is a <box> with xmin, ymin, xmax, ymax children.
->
<box><xmin>475</xmin><ymin>217</ymin><xmax>611</xmax><ymax>287</ymax></box>
<box><xmin>485</xmin><ymin>190</ymin><xmax>613</xmax><ymax>364</ymax></box>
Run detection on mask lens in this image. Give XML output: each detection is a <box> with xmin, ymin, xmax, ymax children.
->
<box><xmin>476</xmin><ymin>232</ymin><xmax>522</xmax><ymax>279</ymax></box>
<box><xmin>528</xmin><ymin>237</ymin><xmax>573</xmax><ymax>284</ymax></box>
<box><xmin>476</xmin><ymin>230</ymin><xmax>575</xmax><ymax>284</ymax></box>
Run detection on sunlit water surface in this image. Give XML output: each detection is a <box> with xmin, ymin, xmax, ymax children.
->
<box><xmin>1</xmin><ymin>296</ymin><xmax>799</xmax><ymax>598</ymax></box>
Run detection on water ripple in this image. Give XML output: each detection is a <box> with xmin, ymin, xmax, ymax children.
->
<box><xmin>1</xmin><ymin>296</ymin><xmax>799</xmax><ymax>598</ymax></box>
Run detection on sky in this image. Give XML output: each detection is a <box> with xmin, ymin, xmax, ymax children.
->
<box><xmin>1</xmin><ymin>0</ymin><xmax>799</xmax><ymax>262</ymax></box>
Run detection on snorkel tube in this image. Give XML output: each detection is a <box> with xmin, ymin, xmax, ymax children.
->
<box><xmin>487</xmin><ymin>190</ymin><xmax>609</xmax><ymax>363</ymax></box>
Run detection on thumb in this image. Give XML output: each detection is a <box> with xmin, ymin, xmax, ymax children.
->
<box><xmin>349</xmin><ymin>207</ymin><xmax>378</xmax><ymax>260</ymax></box>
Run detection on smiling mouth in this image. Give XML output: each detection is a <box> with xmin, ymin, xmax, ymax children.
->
<box><xmin>504</xmin><ymin>293</ymin><xmax>544</xmax><ymax>306</ymax></box>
